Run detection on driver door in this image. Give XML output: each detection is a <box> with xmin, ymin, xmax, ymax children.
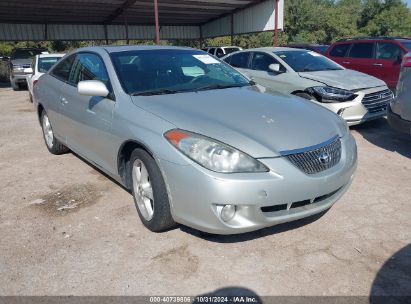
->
<box><xmin>60</xmin><ymin>52</ymin><xmax>117</xmax><ymax>173</ymax></box>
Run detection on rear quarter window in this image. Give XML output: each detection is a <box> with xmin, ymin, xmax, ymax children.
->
<box><xmin>50</xmin><ymin>55</ymin><xmax>75</xmax><ymax>82</ymax></box>
<box><xmin>329</xmin><ymin>44</ymin><xmax>351</xmax><ymax>57</ymax></box>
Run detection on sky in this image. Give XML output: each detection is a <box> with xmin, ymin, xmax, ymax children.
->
<box><xmin>406</xmin><ymin>0</ymin><xmax>411</xmax><ymax>8</ymax></box>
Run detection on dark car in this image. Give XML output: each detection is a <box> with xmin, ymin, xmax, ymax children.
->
<box><xmin>325</xmin><ymin>37</ymin><xmax>411</xmax><ymax>90</ymax></box>
<box><xmin>285</xmin><ymin>43</ymin><xmax>329</xmax><ymax>54</ymax></box>
<box><xmin>2</xmin><ymin>47</ymin><xmax>47</xmax><ymax>90</ymax></box>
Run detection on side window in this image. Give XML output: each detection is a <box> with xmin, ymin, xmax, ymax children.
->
<box><xmin>329</xmin><ymin>44</ymin><xmax>351</xmax><ymax>57</ymax></box>
<box><xmin>70</xmin><ymin>53</ymin><xmax>109</xmax><ymax>86</ymax></box>
<box><xmin>208</xmin><ymin>48</ymin><xmax>216</xmax><ymax>55</ymax></box>
<box><xmin>348</xmin><ymin>43</ymin><xmax>374</xmax><ymax>59</ymax></box>
<box><xmin>251</xmin><ymin>52</ymin><xmax>281</xmax><ymax>72</ymax></box>
<box><xmin>376</xmin><ymin>42</ymin><xmax>404</xmax><ymax>60</ymax></box>
<box><xmin>223</xmin><ymin>55</ymin><xmax>232</xmax><ymax>64</ymax></box>
<box><xmin>50</xmin><ymin>55</ymin><xmax>75</xmax><ymax>82</ymax></box>
<box><xmin>215</xmin><ymin>48</ymin><xmax>224</xmax><ymax>58</ymax></box>
<box><xmin>229</xmin><ymin>52</ymin><xmax>250</xmax><ymax>69</ymax></box>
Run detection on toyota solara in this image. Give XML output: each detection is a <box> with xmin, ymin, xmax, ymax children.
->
<box><xmin>34</xmin><ymin>46</ymin><xmax>357</xmax><ymax>235</ymax></box>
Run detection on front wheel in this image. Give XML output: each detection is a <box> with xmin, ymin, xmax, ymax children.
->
<box><xmin>40</xmin><ymin>110</ymin><xmax>69</xmax><ymax>155</ymax></box>
<box><xmin>129</xmin><ymin>149</ymin><xmax>176</xmax><ymax>232</ymax></box>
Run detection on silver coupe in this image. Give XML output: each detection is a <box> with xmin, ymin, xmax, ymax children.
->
<box><xmin>34</xmin><ymin>46</ymin><xmax>357</xmax><ymax>234</ymax></box>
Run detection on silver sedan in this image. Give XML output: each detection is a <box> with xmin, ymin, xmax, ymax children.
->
<box><xmin>34</xmin><ymin>46</ymin><xmax>357</xmax><ymax>235</ymax></box>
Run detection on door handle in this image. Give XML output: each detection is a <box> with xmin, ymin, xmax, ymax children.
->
<box><xmin>373</xmin><ymin>63</ymin><xmax>383</xmax><ymax>67</ymax></box>
<box><xmin>342</xmin><ymin>61</ymin><xmax>350</xmax><ymax>64</ymax></box>
<box><xmin>60</xmin><ymin>97</ymin><xmax>68</xmax><ymax>105</ymax></box>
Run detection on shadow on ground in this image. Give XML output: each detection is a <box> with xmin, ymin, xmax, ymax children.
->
<box><xmin>181</xmin><ymin>209</ymin><xmax>329</xmax><ymax>243</ymax></box>
<box><xmin>352</xmin><ymin>118</ymin><xmax>411</xmax><ymax>159</ymax></box>
<box><xmin>0</xmin><ymin>81</ymin><xmax>10</xmax><ymax>88</ymax></box>
<box><xmin>370</xmin><ymin>244</ymin><xmax>411</xmax><ymax>304</ymax></box>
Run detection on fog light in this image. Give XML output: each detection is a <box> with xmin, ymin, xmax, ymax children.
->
<box><xmin>220</xmin><ymin>204</ymin><xmax>236</xmax><ymax>222</ymax></box>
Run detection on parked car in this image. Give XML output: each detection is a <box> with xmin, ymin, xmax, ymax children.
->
<box><xmin>388</xmin><ymin>52</ymin><xmax>411</xmax><ymax>134</ymax></box>
<box><xmin>34</xmin><ymin>46</ymin><xmax>357</xmax><ymax>235</ymax></box>
<box><xmin>325</xmin><ymin>37</ymin><xmax>411</xmax><ymax>90</ymax></box>
<box><xmin>223</xmin><ymin>47</ymin><xmax>393</xmax><ymax>126</ymax></box>
<box><xmin>285</xmin><ymin>43</ymin><xmax>329</xmax><ymax>54</ymax></box>
<box><xmin>25</xmin><ymin>53</ymin><xmax>65</xmax><ymax>103</ymax></box>
<box><xmin>202</xmin><ymin>46</ymin><xmax>242</xmax><ymax>58</ymax></box>
<box><xmin>2</xmin><ymin>47</ymin><xmax>48</xmax><ymax>90</ymax></box>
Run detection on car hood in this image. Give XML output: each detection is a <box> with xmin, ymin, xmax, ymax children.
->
<box><xmin>131</xmin><ymin>86</ymin><xmax>345</xmax><ymax>158</ymax></box>
<box><xmin>10</xmin><ymin>59</ymin><xmax>33</xmax><ymax>66</ymax></box>
<box><xmin>299</xmin><ymin>69</ymin><xmax>386</xmax><ymax>90</ymax></box>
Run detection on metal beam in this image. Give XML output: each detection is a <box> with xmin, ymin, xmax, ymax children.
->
<box><xmin>274</xmin><ymin>0</ymin><xmax>279</xmax><ymax>46</ymax></box>
<box><xmin>154</xmin><ymin>0</ymin><xmax>160</xmax><ymax>44</ymax></box>
<box><xmin>104</xmin><ymin>0</ymin><xmax>138</xmax><ymax>24</ymax></box>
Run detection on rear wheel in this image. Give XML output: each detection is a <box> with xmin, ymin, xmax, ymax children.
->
<box><xmin>40</xmin><ymin>110</ymin><xmax>69</xmax><ymax>155</ymax></box>
<box><xmin>129</xmin><ymin>148</ymin><xmax>176</xmax><ymax>232</ymax></box>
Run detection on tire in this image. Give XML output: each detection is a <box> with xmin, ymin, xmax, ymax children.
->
<box><xmin>129</xmin><ymin>148</ymin><xmax>176</xmax><ymax>232</ymax></box>
<box><xmin>10</xmin><ymin>78</ymin><xmax>19</xmax><ymax>91</ymax></box>
<box><xmin>40</xmin><ymin>110</ymin><xmax>69</xmax><ymax>155</ymax></box>
<box><xmin>294</xmin><ymin>92</ymin><xmax>314</xmax><ymax>100</ymax></box>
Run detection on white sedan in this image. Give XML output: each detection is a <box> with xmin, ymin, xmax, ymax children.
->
<box><xmin>25</xmin><ymin>53</ymin><xmax>65</xmax><ymax>102</ymax></box>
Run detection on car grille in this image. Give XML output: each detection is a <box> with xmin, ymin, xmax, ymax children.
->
<box><xmin>362</xmin><ymin>89</ymin><xmax>393</xmax><ymax>114</ymax></box>
<box><xmin>282</xmin><ymin>136</ymin><xmax>342</xmax><ymax>175</ymax></box>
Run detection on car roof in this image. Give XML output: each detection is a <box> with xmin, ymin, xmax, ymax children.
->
<box><xmin>86</xmin><ymin>45</ymin><xmax>195</xmax><ymax>53</ymax></box>
<box><xmin>241</xmin><ymin>47</ymin><xmax>308</xmax><ymax>52</ymax></box>
<box><xmin>38</xmin><ymin>53</ymin><xmax>65</xmax><ymax>58</ymax></box>
<box><xmin>335</xmin><ymin>37</ymin><xmax>411</xmax><ymax>43</ymax></box>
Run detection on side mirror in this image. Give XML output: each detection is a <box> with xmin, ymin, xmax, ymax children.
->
<box><xmin>397</xmin><ymin>54</ymin><xmax>403</xmax><ymax>64</ymax></box>
<box><xmin>24</xmin><ymin>67</ymin><xmax>33</xmax><ymax>74</ymax></box>
<box><xmin>78</xmin><ymin>80</ymin><xmax>109</xmax><ymax>97</ymax></box>
<box><xmin>269</xmin><ymin>63</ymin><xmax>282</xmax><ymax>73</ymax></box>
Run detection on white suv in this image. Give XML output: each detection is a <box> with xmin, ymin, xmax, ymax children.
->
<box><xmin>202</xmin><ymin>46</ymin><xmax>242</xmax><ymax>58</ymax></box>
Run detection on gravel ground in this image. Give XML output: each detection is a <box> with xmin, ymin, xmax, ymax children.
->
<box><xmin>0</xmin><ymin>84</ymin><xmax>410</xmax><ymax>298</ymax></box>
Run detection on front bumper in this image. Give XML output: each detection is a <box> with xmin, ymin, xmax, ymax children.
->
<box><xmin>387</xmin><ymin>104</ymin><xmax>411</xmax><ymax>134</ymax></box>
<box><xmin>158</xmin><ymin>133</ymin><xmax>357</xmax><ymax>234</ymax></box>
<box><xmin>10</xmin><ymin>73</ymin><xmax>28</xmax><ymax>83</ymax></box>
<box><xmin>317</xmin><ymin>86</ymin><xmax>390</xmax><ymax>126</ymax></box>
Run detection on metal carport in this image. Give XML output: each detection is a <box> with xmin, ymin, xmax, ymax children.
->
<box><xmin>0</xmin><ymin>0</ymin><xmax>283</xmax><ymax>45</ymax></box>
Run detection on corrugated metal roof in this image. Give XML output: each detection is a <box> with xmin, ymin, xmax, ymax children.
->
<box><xmin>0</xmin><ymin>0</ymin><xmax>283</xmax><ymax>41</ymax></box>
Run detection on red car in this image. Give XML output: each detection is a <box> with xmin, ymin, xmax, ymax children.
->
<box><xmin>325</xmin><ymin>37</ymin><xmax>411</xmax><ymax>90</ymax></box>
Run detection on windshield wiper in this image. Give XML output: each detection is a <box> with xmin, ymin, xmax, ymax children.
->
<box><xmin>131</xmin><ymin>89</ymin><xmax>181</xmax><ymax>96</ymax></box>
<box><xmin>194</xmin><ymin>83</ymin><xmax>248</xmax><ymax>92</ymax></box>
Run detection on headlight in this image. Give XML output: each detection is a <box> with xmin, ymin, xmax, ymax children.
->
<box><xmin>12</xmin><ymin>66</ymin><xmax>24</xmax><ymax>72</ymax></box>
<box><xmin>164</xmin><ymin>129</ymin><xmax>269</xmax><ymax>173</ymax></box>
<box><xmin>307</xmin><ymin>86</ymin><xmax>357</xmax><ymax>103</ymax></box>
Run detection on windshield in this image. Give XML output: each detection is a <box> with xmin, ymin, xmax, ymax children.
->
<box><xmin>317</xmin><ymin>46</ymin><xmax>329</xmax><ymax>53</ymax></box>
<box><xmin>38</xmin><ymin>57</ymin><xmax>62</xmax><ymax>73</ymax></box>
<box><xmin>110</xmin><ymin>49</ymin><xmax>250</xmax><ymax>95</ymax></box>
<box><xmin>224</xmin><ymin>48</ymin><xmax>241</xmax><ymax>55</ymax></box>
<box><xmin>400</xmin><ymin>41</ymin><xmax>411</xmax><ymax>51</ymax></box>
<box><xmin>274</xmin><ymin>50</ymin><xmax>343</xmax><ymax>72</ymax></box>
<box><xmin>11</xmin><ymin>49</ymin><xmax>44</xmax><ymax>60</ymax></box>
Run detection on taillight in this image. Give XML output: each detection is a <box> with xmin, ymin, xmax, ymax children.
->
<box><xmin>402</xmin><ymin>55</ymin><xmax>411</xmax><ymax>67</ymax></box>
<box><xmin>33</xmin><ymin>80</ymin><xmax>38</xmax><ymax>86</ymax></box>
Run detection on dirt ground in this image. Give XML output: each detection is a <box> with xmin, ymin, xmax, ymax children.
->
<box><xmin>0</xmin><ymin>84</ymin><xmax>410</xmax><ymax>298</ymax></box>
